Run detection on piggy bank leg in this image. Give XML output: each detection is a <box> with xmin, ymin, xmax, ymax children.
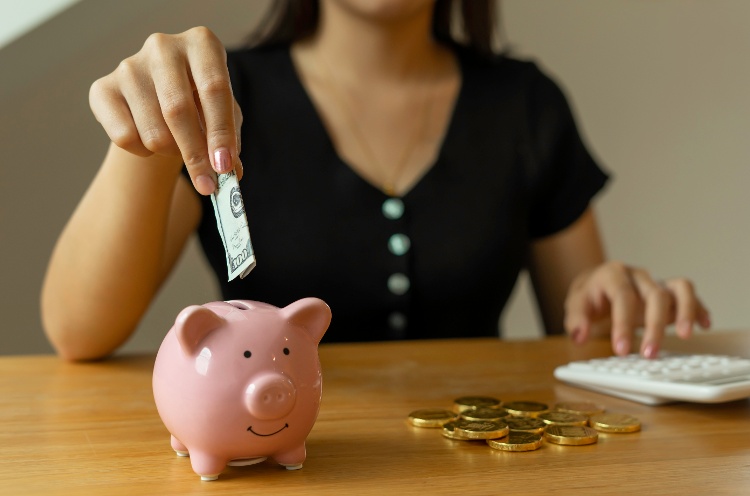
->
<box><xmin>273</xmin><ymin>443</ymin><xmax>306</xmax><ymax>470</ymax></box>
<box><xmin>171</xmin><ymin>435</ymin><xmax>188</xmax><ymax>457</ymax></box>
<box><xmin>189</xmin><ymin>451</ymin><xmax>226</xmax><ymax>481</ymax></box>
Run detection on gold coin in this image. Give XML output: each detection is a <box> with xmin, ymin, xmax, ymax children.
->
<box><xmin>407</xmin><ymin>408</ymin><xmax>457</xmax><ymax>428</ymax></box>
<box><xmin>441</xmin><ymin>421</ymin><xmax>467</xmax><ymax>440</ymax></box>
<box><xmin>487</xmin><ymin>432</ymin><xmax>544</xmax><ymax>452</ymax></box>
<box><xmin>453</xmin><ymin>396</ymin><xmax>502</xmax><ymax>413</ymax></box>
<box><xmin>538</xmin><ymin>411</ymin><xmax>589</xmax><ymax>427</ymax></box>
<box><xmin>589</xmin><ymin>413</ymin><xmax>642</xmax><ymax>433</ymax></box>
<box><xmin>544</xmin><ymin>425</ymin><xmax>599</xmax><ymax>446</ymax></box>
<box><xmin>460</xmin><ymin>407</ymin><xmax>509</xmax><ymax>422</ymax></box>
<box><xmin>503</xmin><ymin>400</ymin><xmax>549</xmax><ymax>418</ymax></box>
<box><xmin>505</xmin><ymin>417</ymin><xmax>546</xmax><ymax>435</ymax></box>
<box><xmin>554</xmin><ymin>401</ymin><xmax>606</xmax><ymax>417</ymax></box>
<box><xmin>454</xmin><ymin>419</ymin><xmax>509</xmax><ymax>440</ymax></box>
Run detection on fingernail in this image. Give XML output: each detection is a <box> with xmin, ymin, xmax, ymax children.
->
<box><xmin>213</xmin><ymin>148</ymin><xmax>231</xmax><ymax>173</ymax></box>
<box><xmin>701</xmin><ymin>314</ymin><xmax>711</xmax><ymax>329</ymax></box>
<box><xmin>195</xmin><ymin>174</ymin><xmax>216</xmax><ymax>195</ymax></box>
<box><xmin>642</xmin><ymin>342</ymin><xmax>658</xmax><ymax>359</ymax></box>
<box><xmin>570</xmin><ymin>328</ymin><xmax>580</xmax><ymax>343</ymax></box>
<box><xmin>615</xmin><ymin>339</ymin><xmax>630</xmax><ymax>356</ymax></box>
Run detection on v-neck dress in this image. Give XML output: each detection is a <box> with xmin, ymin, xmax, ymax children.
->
<box><xmin>189</xmin><ymin>43</ymin><xmax>609</xmax><ymax>342</ymax></box>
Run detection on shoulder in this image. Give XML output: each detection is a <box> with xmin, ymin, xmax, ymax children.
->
<box><xmin>473</xmin><ymin>50</ymin><xmax>581</xmax><ymax>139</ymax></box>
<box><xmin>458</xmin><ymin>47</ymin><xmax>568</xmax><ymax>104</ymax></box>
<box><xmin>457</xmin><ymin>46</ymin><xmax>534</xmax><ymax>80</ymax></box>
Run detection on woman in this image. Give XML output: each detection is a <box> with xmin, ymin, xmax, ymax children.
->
<box><xmin>41</xmin><ymin>0</ymin><xmax>709</xmax><ymax>360</ymax></box>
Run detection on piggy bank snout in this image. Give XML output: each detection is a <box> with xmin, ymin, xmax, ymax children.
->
<box><xmin>245</xmin><ymin>374</ymin><xmax>296</xmax><ymax>420</ymax></box>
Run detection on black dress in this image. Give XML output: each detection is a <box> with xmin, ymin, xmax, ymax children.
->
<box><xmin>189</xmin><ymin>43</ymin><xmax>609</xmax><ymax>343</ymax></box>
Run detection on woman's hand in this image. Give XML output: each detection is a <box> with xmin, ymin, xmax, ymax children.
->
<box><xmin>564</xmin><ymin>261</ymin><xmax>711</xmax><ymax>358</ymax></box>
<box><xmin>89</xmin><ymin>27</ymin><xmax>242</xmax><ymax>195</ymax></box>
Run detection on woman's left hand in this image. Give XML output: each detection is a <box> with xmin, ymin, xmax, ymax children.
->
<box><xmin>563</xmin><ymin>261</ymin><xmax>711</xmax><ymax>358</ymax></box>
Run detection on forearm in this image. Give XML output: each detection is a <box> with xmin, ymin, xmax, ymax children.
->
<box><xmin>41</xmin><ymin>144</ymin><xmax>187</xmax><ymax>360</ymax></box>
<box><xmin>528</xmin><ymin>207</ymin><xmax>605</xmax><ymax>333</ymax></box>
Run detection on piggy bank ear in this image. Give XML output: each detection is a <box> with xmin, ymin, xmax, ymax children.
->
<box><xmin>281</xmin><ymin>298</ymin><xmax>331</xmax><ymax>344</ymax></box>
<box><xmin>174</xmin><ymin>305</ymin><xmax>226</xmax><ymax>356</ymax></box>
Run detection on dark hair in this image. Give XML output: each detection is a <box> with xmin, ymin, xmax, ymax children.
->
<box><xmin>248</xmin><ymin>0</ymin><xmax>503</xmax><ymax>57</ymax></box>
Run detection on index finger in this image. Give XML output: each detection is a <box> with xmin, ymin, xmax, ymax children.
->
<box><xmin>604</xmin><ymin>273</ymin><xmax>640</xmax><ymax>356</ymax></box>
<box><xmin>150</xmin><ymin>43</ymin><xmax>216</xmax><ymax>195</ymax></box>
<box><xmin>185</xmin><ymin>28</ymin><xmax>239</xmax><ymax>177</ymax></box>
<box><xmin>631</xmin><ymin>270</ymin><xmax>671</xmax><ymax>358</ymax></box>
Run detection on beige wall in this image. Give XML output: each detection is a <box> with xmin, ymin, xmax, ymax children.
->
<box><xmin>1</xmin><ymin>1</ymin><xmax>747</xmax><ymax>355</ymax></box>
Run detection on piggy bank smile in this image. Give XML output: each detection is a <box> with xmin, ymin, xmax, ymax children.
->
<box><xmin>247</xmin><ymin>423</ymin><xmax>289</xmax><ymax>436</ymax></box>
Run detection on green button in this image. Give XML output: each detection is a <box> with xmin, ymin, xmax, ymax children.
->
<box><xmin>388</xmin><ymin>234</ymin><xmax>411</xmax><ymax>256</ymax></box>
<box><xmin>388</xmin><ymin>312</ymin><xmax>407</xmax><ymax>331</ymax></box>
<box><xmin>387</xmin><ymin>273</ymin><xmax>410</xmax><ymax>295</ymax></box>
<box><xmin>382</xmin><ymin>198</ymin><xmax>404</xmax><ymax>220</ymax></box>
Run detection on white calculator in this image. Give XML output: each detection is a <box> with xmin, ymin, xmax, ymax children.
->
<box><xmin>554</xmin><ymin>353</ymin><xmax>750</xmax><ymax>405</ymax></box>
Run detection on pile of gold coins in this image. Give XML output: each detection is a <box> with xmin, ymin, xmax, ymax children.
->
<box><xmin>407</xmin><ymin>396</ymin><xmax>641</xmax><ymax>452</ymax></box>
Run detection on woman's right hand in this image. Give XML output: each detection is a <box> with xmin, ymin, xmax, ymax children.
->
<box><xmin>89</xmin><ymin>26</ymin><xmax>242</xmax><ymax>195</ymax></box>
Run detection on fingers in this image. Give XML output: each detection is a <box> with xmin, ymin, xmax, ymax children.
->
<box><xmin>90</xmin><ymin>75</ymin><xmax>152</xmax><ymax>158</ymax></box>
<box><xmin>564</xmin><ymin>271</ymin><xmax>605</xmax><ymax>345</ymax></box>
<box><xmin>89</xmin><ymin>27</ymin><xmax>242</xmax><ymax>196</ymax></box>
<box><xmin>697</xmin><ymin>301</ymin><xmax>711</xmax><ymax>329</ymax></box>
<box><xmin>630</xmin><ymin>269</ymin><xmax>671</xmax><ymax>358</ymax></box>
<box><xmin>184</xmin><ymin>27</ymin><xmax>240</xmax><ymax>176</ymax></box>
<box><xmin>563</xmin><ymin>263</ymin><xmax>640</xmax><ymax>355</ymax></box>
<box><xmin>602</xmin><ymin>264</ymin><xmax>640</xmax><ymax>357</ymax></box>
<box><xmin>147</xmin><ymin>33</ymin><xmax>215</xmax><ymax>194</ymax></box>
<box><xmin>665</xmin><ymin>278</ymin><xmax>711</xmax><ymax>338</ymax></box>
<box><xmin>564</xmin><ymin>261</ymin><xmax>710</xmax><ymax>359</ymax></box>
<box><xmin>116</xmin><ymin>57</ymin><xmax>180</xmax><ymax>158</ymax></box>
<box><xmin>563</xmin><ymin>288</ymin><xmax>592</xmax><ymax>345</ymax></box>
<box><xmin>563</xmin><ymin>305</ymin><xmax>587</xmax><ymax>345</ymax></box>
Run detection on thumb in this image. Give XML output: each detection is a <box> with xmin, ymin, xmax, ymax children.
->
<box><xmin>564</xmin><ymin>292</ymin><xmax>593</xmax><ymax>344</ymax></box>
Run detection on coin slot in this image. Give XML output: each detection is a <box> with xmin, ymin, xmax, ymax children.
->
<box><xmin>227</xmin><ymin>301</ymin><xmax>253</xmax><ymax>310</ymax></box>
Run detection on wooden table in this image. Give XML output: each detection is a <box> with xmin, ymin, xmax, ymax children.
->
<box><xmin>2</xmin><ymin>332</ymin><xmax>750</xmax><ymax>495</ymax></box>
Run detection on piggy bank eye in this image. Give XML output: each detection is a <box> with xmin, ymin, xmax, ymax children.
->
<box><xmin>243</xmin><ymin>350</ymin><xmax>252</xmax><ymax>358</ymax></box>
<box><xmin>283</xmin><ymin>348</ymin><xmax>290</xmax><ymax>355</ymax></box>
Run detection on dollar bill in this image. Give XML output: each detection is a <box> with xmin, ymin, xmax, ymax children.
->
<box><xmin>210</xmin><ymin>170</ymin><xmax>256</xmax><ymax>281</ymax></box>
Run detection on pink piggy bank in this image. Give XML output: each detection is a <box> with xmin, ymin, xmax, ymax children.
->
<box><xmin>152</xmin><ymin>298</ymin><xmax>331</xmax><ymax>481</ymax></box>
